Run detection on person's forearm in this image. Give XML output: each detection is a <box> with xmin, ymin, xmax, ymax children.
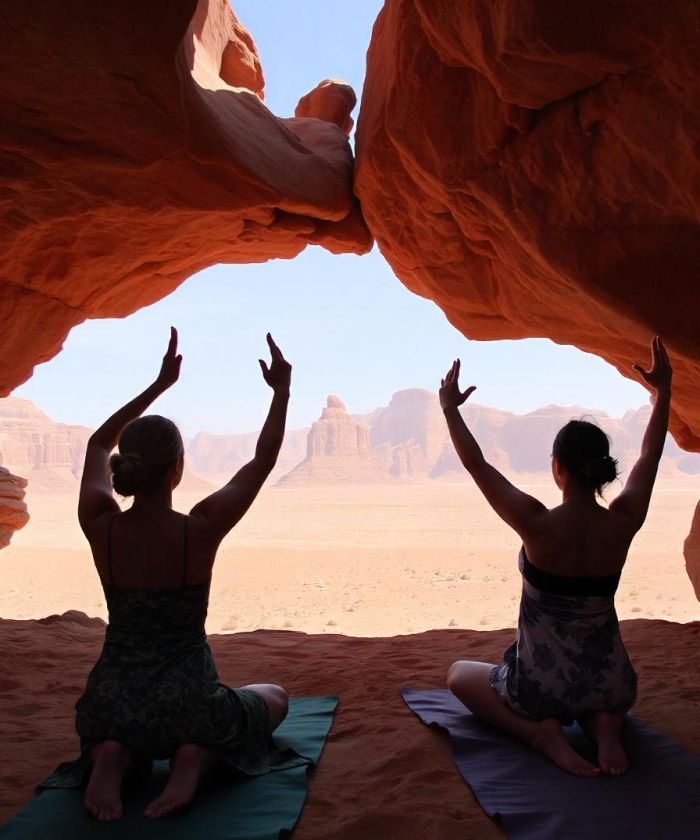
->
<box><xmin>255</xmin><ymin>389</ymin><xmax>290</xmax><ymax>468</ymax></box>
<box><xmin>90</xmin><ymin>381</ymin><xmax>165</xmax><ymax>449</ymax></box>
<box><xmin>641</xmin><ymin>389</ymin><xmax>671</xmax><ymax>461</ymax></box>
<box><xmin>443</xmin><ymin>406</ymin><xmax>485</xmax><ymax>473</ymax></box>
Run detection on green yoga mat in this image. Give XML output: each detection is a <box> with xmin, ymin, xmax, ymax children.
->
<box><xmin>0</xmin><ymin>696</ymin><xmax>337</xmax><ymax>840</ymax></box>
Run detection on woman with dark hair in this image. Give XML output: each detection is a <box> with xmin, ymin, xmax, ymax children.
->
<box><xmin>42</xmin><ymin>328</ymin><xmax>304</xmax><ymax>820</ymax></box>
<box><xmin>442</xmin><ymin>337</ymin><xmax>672</xmax><ymax>777</ymax></box>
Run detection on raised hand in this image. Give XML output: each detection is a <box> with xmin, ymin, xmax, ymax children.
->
<box><xmin>439</xmin><ymin>359</ymin><xmax>476</xmax><ymax>412</ymax></box>
<box><xmin>154</xmin><ymin>326</ymin><xmax>182</xmax><ymax>391</ymax></box>
<box><xmin>259</xmin><ymin>333</ymin><xmax>292</xmax><ymax>394</ymax></box>
<box><xmin>633</xmin><ymin>336</ymin><xmax>672</xmax><ymax>395</ymax></box>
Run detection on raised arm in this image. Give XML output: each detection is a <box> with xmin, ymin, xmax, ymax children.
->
<box><xmin>440</xmin><ymin>359</ymin><xmax>546</xmax><ymax>538</ymax></box>
<box><xmin>190</xmin><ymin>334</ymin><xmax>291</xmax><ymax>542</ymax></box>
<box><xmin>78</xmin><ymin>327</ymin><xmax>182</xmax><ymax>533</ymax></box>
<box><xmin>609</xmin><ymin>336</ymin><xmax>672</xmax><ymax>531</ymax></box>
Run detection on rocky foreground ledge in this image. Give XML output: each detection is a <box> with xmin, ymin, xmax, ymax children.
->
<box><xmin>1</xmin><ymin>615</ymin><xmax>698</xmax><ymax>838</ymax></box>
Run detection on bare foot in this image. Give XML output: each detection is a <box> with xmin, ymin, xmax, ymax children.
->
<box><xmin>588</xmin><ymin>712</ymin><xmax>629</xmax><ymax>776</ymax></box>
<box><xmin>530</xmin><ymin>719</ymin><xmax>601</xmax><ymax>777</ymax></box>
<box><xmin>144</xmin><ymin>744</ymin><xmax>214</xmax><ymax>818</ymax></box>
<box><xmin>84</xmin><ymin>740</ymin><xmax>131</xmax><ymax>821</ymax></box>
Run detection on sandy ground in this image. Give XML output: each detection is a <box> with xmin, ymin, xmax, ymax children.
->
<box><xmin>1</xmin><ymin>615</ymin><xmax>699</xmax><ymax>836</ymax></box>
<box><xmin>1</xmin><ymin>479</ymin><xmax>698</xmax><ymax>634</ymax></box>
<box><xmin>1</xmin><ymin>480</ymin><xmax>699</xmax><ymax>834</ymax></box>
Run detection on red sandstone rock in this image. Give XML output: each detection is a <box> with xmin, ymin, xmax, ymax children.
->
<box><xmin>684</xmin><ymin>502</ymin><xmax>700</xmax><ymax>600</ymax></box>
<box><xmin>296</xmin><ymin>80</ymin><xmax>357</xmax><ymax>136</ymax></box>
<box><xmin>355</xmin><ymin>0</ymin><xmax>700</xmax><ymax>450</ymax></box>
<box><xmin>0</xmin><ymin>467</ymin><xmax>29</xmax><ymax>549</ymax></box>
<box><xmin>0</xmin><ymin>0</ymin><xmax>371</xmax><ymax>394</ymax></box>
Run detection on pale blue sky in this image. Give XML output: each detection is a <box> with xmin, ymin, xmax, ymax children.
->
<box><xmin>13</xmin><ymin>1</ymin><xmax>648</xmax><ymax>437</ymax></box>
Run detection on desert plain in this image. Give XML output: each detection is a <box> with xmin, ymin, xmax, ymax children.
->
<box><xmin>2</xmin><ymin>477</ymin><xmax>697</xmax><ymax>635</ymax></box>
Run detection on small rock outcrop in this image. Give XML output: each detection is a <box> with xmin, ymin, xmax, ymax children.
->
<box><xmin>0</xmin><ymin>467</ymin><xmax>29</xmax><ymax>549</ymax></box>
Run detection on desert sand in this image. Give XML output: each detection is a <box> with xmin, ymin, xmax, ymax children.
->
<box><xmin>1</xmin><ymin>479</ymin><xmax>697</xmax><ymax>635</ymax></box>
<box><xmin>1</xmin><ymin>478</ymin><xmax>698</xmax><ymax>834</ymax></box>
<box><xmin>1</xmin><ymin>616</ymin><xmax>699</xmax><ymax>837</ymax></box>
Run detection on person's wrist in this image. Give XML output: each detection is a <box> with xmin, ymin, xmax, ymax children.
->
<box><xmin>274</xmin><ymin>386</ymin><xmax>290</xmax><ymax>399</ymax></box>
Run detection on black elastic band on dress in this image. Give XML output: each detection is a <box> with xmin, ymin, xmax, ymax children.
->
<box><xmin>522</xmin><ymin>551</ymin><xmax>620</xmax><ymax>597</ymax></box>
<box><xmin>182</xmin><ymin>515</ymin><xmax>188</xmax><ymax>588</ymax></box>
<box><xmin>107</xmin><ymin>513</ymin><xmax>118</xmax><ymax>586</ymax></box>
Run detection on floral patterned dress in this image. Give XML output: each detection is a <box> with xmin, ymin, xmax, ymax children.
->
<box><xmin>490</xmin><ymin>547</ymin><xmax>637</xmax><ymax>725</ymax></box>
<box><xmin>40</xmin><ymin>516</ymin><xmax>308</xmax><ymax>790</ymax></box>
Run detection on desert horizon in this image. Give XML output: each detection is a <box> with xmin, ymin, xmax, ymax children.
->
<box><xmin>1</xmin><ymin>391</ymin><xmax>697</xmax><ymax>636</ymax></box>
<box><xmin>2</xmin><ymin>476</ymin><xmax>697</xmax><ymax>637</ymax></box>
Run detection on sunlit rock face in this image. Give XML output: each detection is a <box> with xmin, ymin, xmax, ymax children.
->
<box><xmin>0</xmin><ymin>467</ymin><xmax>29</xmax><ymax>549</ymax></box>
<box><xmin>278</xmin><ymin>396</ymin><xmax>387</xmax><ymax>485</ymax></box>
<box><xmin>0</xmin><ymin>0</ymin><xmax>371</xmax><ymax>394</ymax></box>
<box><xmin>355</xmin><ymin>0</ymin><xmax>700</xmax><ymax>450</ymax></box>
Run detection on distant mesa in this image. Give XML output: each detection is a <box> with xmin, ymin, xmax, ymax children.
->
<box><xmin>0</xmin><ymin>398</ymin><xmax>91</xmax><ymax>493</ymax></box>
<box><xmin>277</xmin><ymin>396</ymin><xmax>388</xmax><ymax>486</ymax></box>
<box><xmin>0</xmin><ymin>398</ymin><xmax>209</xmax><ymax>495</ymax></box>
<box><xmin>1</xmin><ymin>393</ymin><xmax>698</xmax><ymax>495</ymax></box>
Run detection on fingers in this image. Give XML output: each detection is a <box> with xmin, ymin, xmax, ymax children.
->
<box><xmin>632</xmin><ymin>363</ymin><xmax>650</xmax><ymax>383</ymax></box>
<box><xmin>266</xmin><ymin>332</ymin><xmax>285</xmax><ymax>362</ymax></box>
<box><xmin>166</xmin><ymin>326</ymin><xmax>178</xmax><ymax>357</ymax></box>
<box><xmin>259</xmin><ymin>359</ymin><xmax>270</xmax><ymax>377</ymax></box>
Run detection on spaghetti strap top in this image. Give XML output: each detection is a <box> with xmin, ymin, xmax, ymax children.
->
<box><xmin>107</xmin><ymin>513</ymin><xmax>189</xmax><ymax>588</ymax></box>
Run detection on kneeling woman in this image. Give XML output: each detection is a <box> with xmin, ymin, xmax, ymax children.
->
<box><xmin>42</xmin><ymin>329</ymin><xmax>304</xmax><ymax>820</ymax></box>
<box><xmin>442</xmin><ymin>337</ymin><xmax>672</xmax><ymax>777</ymax></box>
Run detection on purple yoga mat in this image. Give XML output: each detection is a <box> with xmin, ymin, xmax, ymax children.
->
<box><xmin>402</xmin><ymin>688</ymin><xmax>700</xmax><ymax>840</ymax></box>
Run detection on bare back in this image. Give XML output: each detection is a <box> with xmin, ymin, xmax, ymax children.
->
<box><xmin>522</xmin><ymin>500</ymin><xmax>636</xmax><ymax>578</ymax></box>
<box><xmin>88</xmin><ymin>509</ymin><xmax>219</xmax><ymax>590</ymax></box>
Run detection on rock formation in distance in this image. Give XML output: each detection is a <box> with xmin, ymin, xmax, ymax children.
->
<box><xmin>277</xmin><ymin>396</ymin><xmax>387</xmax><ymax>485</ymax></box>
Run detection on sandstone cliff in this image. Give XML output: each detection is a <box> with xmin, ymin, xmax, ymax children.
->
<box><xmin>0</xmin><ymin>399</ymin><xmax>91</xmax><ymax>492</ymax></box>
<box><xmin>355</xmin><ymin>0</ymin><xmax>700</xmax><ymax>450</ymax></box>
<box><xmin>0</xmin><ymin>0</ymin><xmax>371</xmax><ymax>394</ymax></box>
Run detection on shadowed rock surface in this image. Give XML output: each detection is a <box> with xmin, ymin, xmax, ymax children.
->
<box><xmin>684</xmin><ymin>502</ymin><xmax>700</xmax><ymax>601</ymax></box>
<box><xmin>0</xmin><ymin>0</ymin><xmax>371</xmax><ymax>394</ymax></box>
<box><xmin>355</xmin><ymin>0</ymin><xmax>700</xmax><ymax>450</ymax></box>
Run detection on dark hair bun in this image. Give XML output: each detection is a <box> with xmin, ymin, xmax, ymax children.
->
<box><xmin>110</xmin><ymin>452</ymin><xmax>146</xmax><ymax>497</ymax></box>
<box><xmin>552</xmin><ymin>419</ymin><xmax>619</xmax><ymax>497</ymax></box>
<box><xmin>588</xmin><ymin>454</ymin><xmax>619</xmax><ymax>488</ymax></box>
